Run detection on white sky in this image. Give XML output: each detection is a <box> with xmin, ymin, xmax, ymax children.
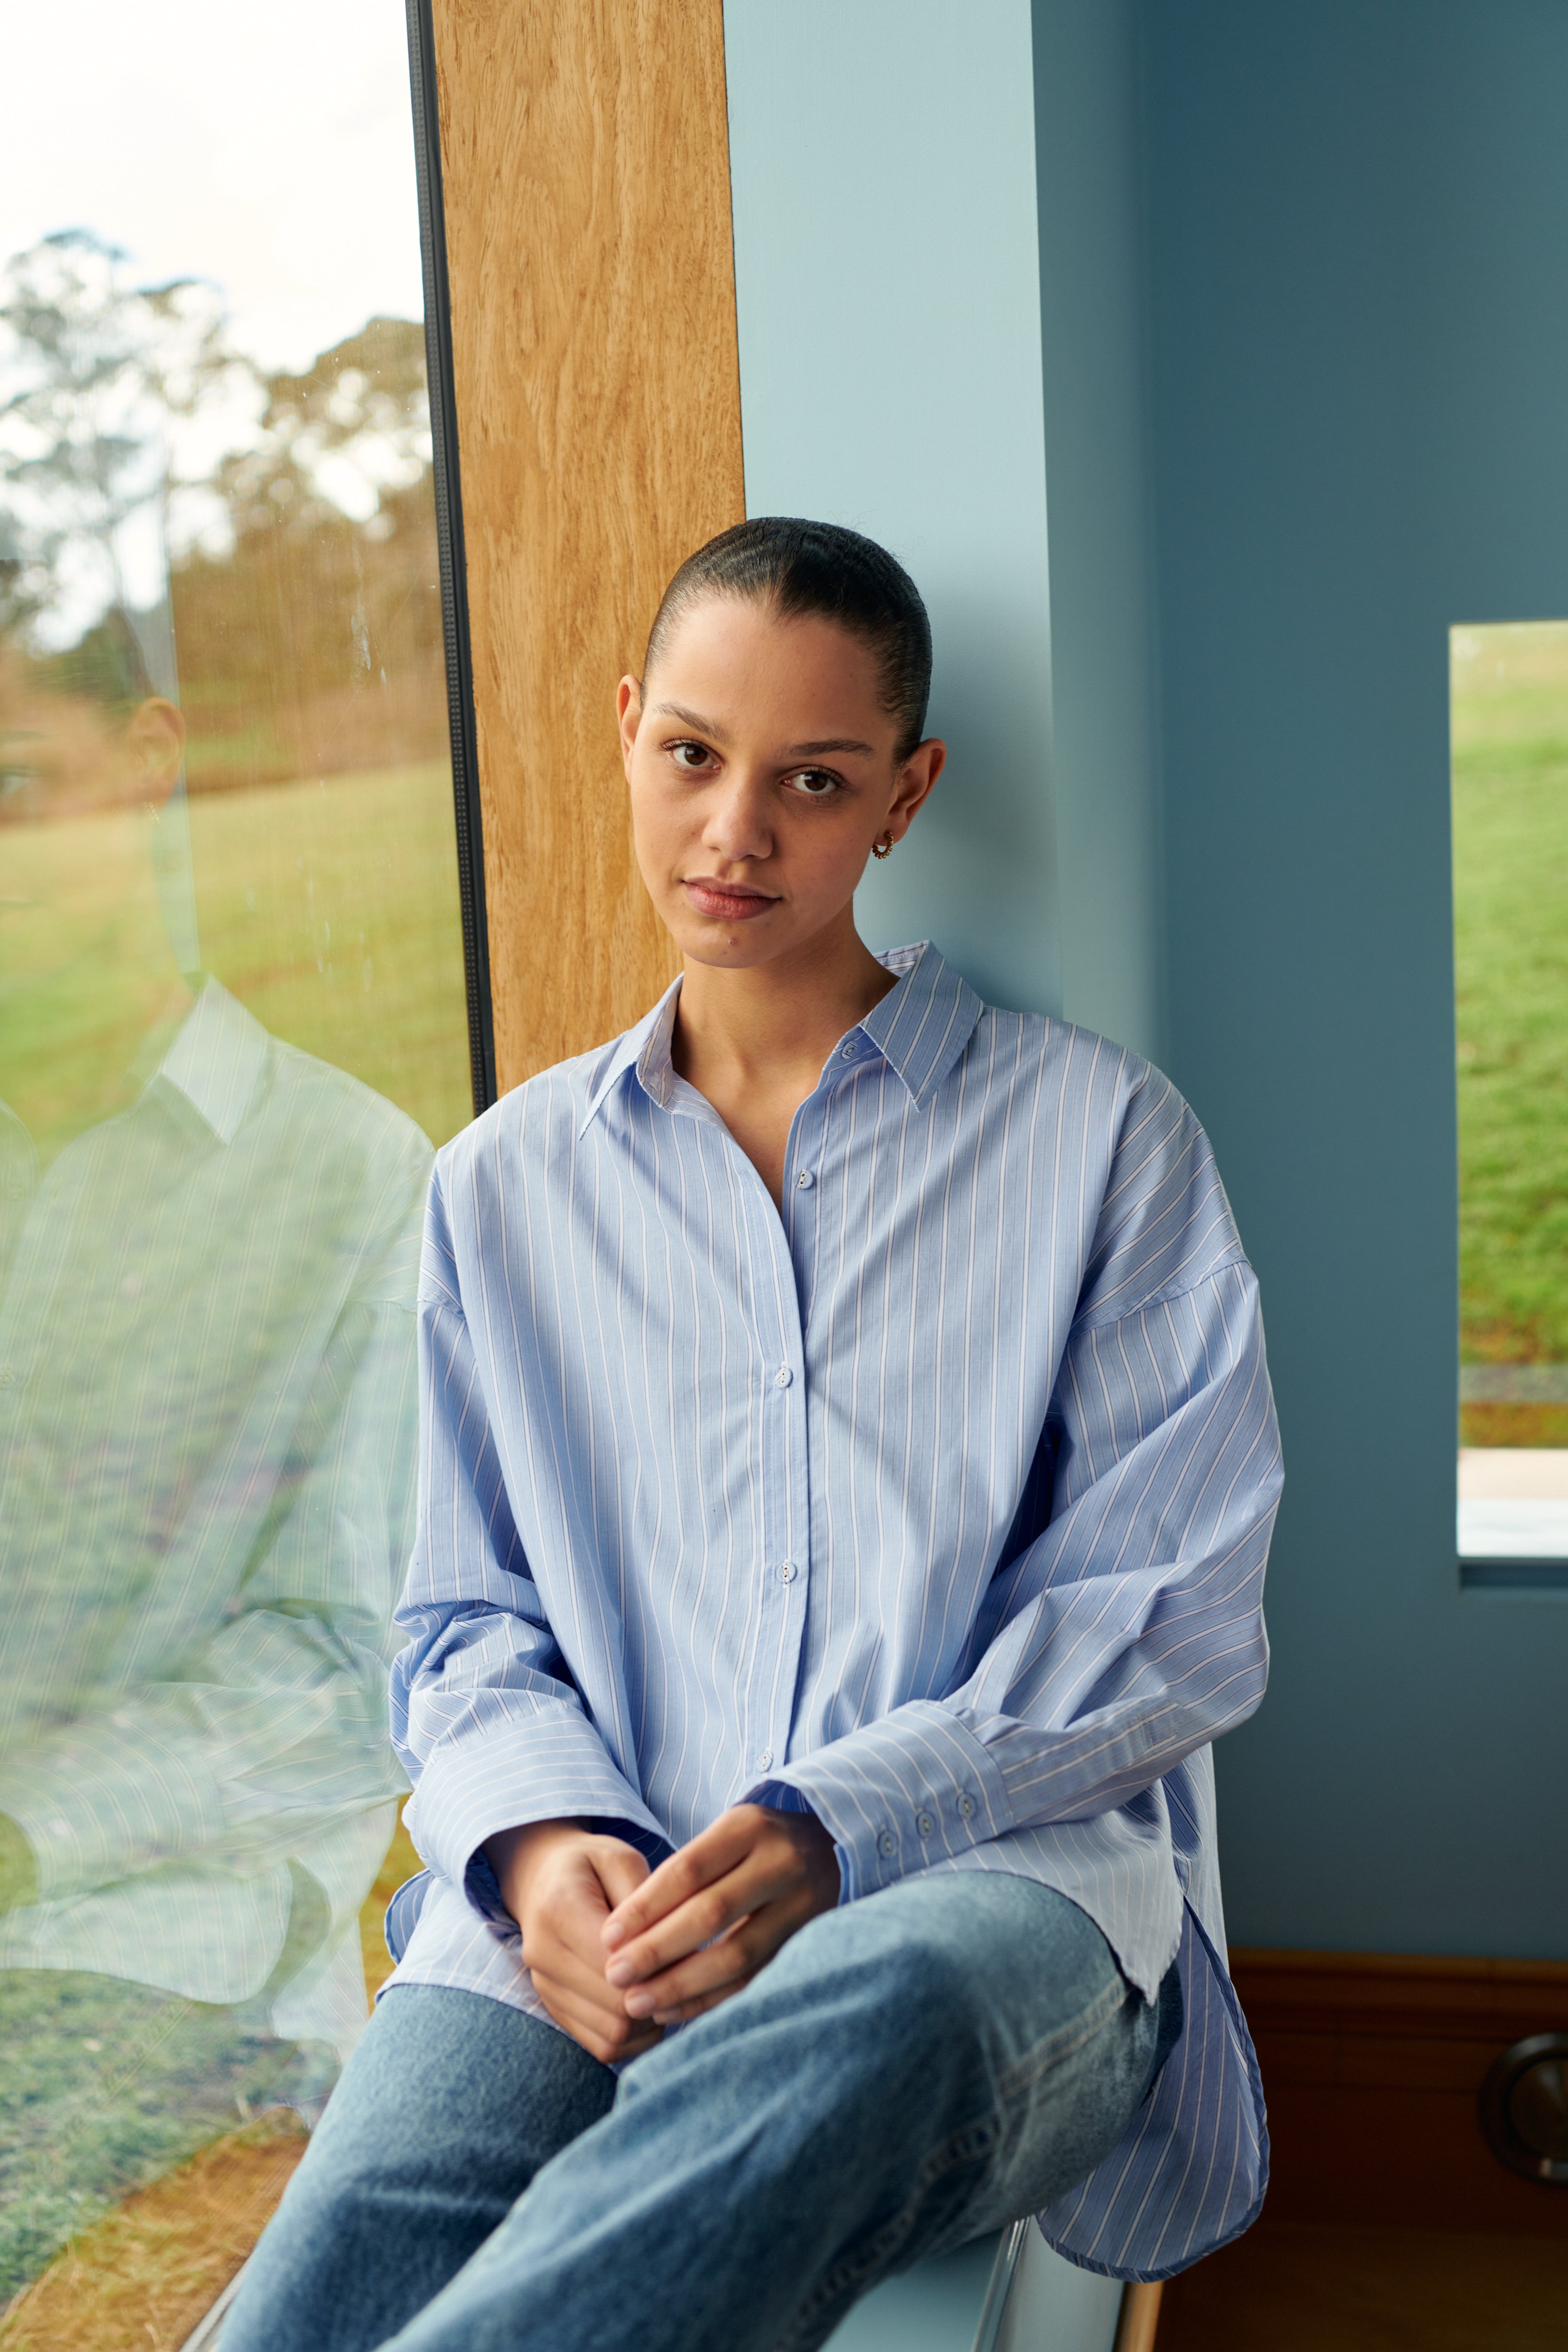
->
<box><xmin>3</xmin><ymin>0</ymin><xmax>425</xmax><ymax>372</ymax></box>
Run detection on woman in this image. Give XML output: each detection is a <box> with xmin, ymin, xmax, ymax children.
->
<box><xmin>228</xmin><ymin>519</ymin><xmax>1281</xmax><ymax>2352</ymax></box>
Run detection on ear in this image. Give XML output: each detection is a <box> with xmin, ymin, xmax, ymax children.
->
<box><xmin>617</xmin><ymin>675</ymin><xmax>643</xmax><ymax>781</ymax></box>
<box><xmin>883</xmin><ymin>736</ymin><xmax>947</xmax><ymax>843</ymax></box>
<box><xmin>126</xmin><ymin>697</ymin><xmax>186</xmax><ymax>808</ymax></box>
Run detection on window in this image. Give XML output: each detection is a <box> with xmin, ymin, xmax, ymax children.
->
<box><xmin>1452</xmin><ymin>623</ymin><xmax>1568</xmax><ymax>1568</ymax></box>
<box><xmin>0</xmin><ymin>1</ymin><xmax>474</xmax><ymax>2327</ymax></box>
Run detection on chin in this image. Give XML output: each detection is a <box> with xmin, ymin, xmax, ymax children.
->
<box><xmin>672</xmin><ymin>919</ymin><xmax>786</xmax><ymax>969</ymax></box>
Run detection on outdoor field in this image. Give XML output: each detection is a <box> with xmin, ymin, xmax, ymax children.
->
<box><xmin>2</xmin><ymin>759</ymin><xmax>473</xmax><ymax>1157</ymax></box>
<box><xmin>1452</xmin><ymin>620</ymin><xmax>1568</xmax><ymax>1445</ymax></box>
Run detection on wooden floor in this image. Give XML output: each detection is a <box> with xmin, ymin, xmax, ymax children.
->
<box><xmin>1156</xmin><ymin>2219</ymin><xmax>1568</xmax><ymax>2352</ymax></box>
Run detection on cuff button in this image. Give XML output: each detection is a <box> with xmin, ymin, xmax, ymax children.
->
<box><xmin>957</xmin><ymin>1793</ymin><xmax>976</xmax><ymax>1819</ymax></box>
<box><xmin>915</xmin><ymin>1811</ymin><xmax>934</xmax><ymax>1837</ymax></box>
<box><xmin>877</xmin><ymin>1831</ymin><xmax>897</xmax><ymax>1859</ymax></box>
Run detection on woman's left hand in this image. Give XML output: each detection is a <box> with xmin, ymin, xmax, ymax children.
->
<box><xmin>600</xmin><ymin>1803</ymin><xmax>840</xmax><ymax>2026</ymax></box>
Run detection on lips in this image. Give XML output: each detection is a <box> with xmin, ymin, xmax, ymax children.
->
<box><xmin>682</xmin><ymin>876</ymin><xmax>778</xmax><ymax>922</ymax></box>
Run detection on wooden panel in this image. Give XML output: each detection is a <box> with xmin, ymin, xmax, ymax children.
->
<box><xmin>1156</xmin><ymin>2219</ymin><xmax>1568</xmax><ymax>2352</ymax></box>
<box><xmin>431</xmin><ymin>0</ymin><xmax>746</xmax><ymax>1090</ymax></box>
<box><xmin>1229</xmin><ymin>1948</ymin><xmax>1568</xmax><ymax>2237</ymax></box>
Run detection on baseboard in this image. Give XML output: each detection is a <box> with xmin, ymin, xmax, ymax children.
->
<box><xmin>1229</xmin><ymin>1947</ymin><xmax>1568</xmax><ymax>2236</ymax></box>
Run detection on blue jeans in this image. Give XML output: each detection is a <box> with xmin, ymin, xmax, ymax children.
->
<box><xmin>224</xmin><ymin>1874</ymin><xmax>1179</xmax><ymax>2352</ymax></box>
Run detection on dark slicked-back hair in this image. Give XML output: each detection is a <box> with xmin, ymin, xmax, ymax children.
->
<box><xmin>644</xmin><ymin>517</ymin><xmax>932</xmax><ymax>763</ymax></box>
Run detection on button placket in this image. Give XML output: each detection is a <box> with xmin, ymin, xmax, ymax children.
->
<box><xmin>738</xmin><ymin>1141</ymin><xmax>812</xmax><ymax>1822</ymax></box>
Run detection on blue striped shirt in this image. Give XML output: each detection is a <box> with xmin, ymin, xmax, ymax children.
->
<box><xmin>387</xmin><ymin>942</ymin><xmax>1282</xmax><ymax>2281</ymax></box>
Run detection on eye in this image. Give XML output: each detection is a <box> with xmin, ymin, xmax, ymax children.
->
<box><xmin>668</xmin><ymin>739</ymin><xmax>715</xmax><ymax>772</ymax></box>
<box><xmin>782</xmin><ymin>767</ymin><xmax>844</xmax><ymax>799</ymax></box>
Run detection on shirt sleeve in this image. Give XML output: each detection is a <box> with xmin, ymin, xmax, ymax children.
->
<box><xmin>389</xmin><ymin>1162</ymin><xmax>671</xmax><ymax>1930</ymax></box>
<box><xmin>749</xmin><ymin>1095</ymin><xmax>1283</xmax><ymax>1907</ymax></box>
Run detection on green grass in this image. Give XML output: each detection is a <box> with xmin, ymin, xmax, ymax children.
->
<box><xmin>1452</xmin><ymin>622</ymin><xmax>1568</xmax><ymax>1376</ymax></box>
<box><xmin>188</xmin><ymin>761</ymin><xmax>473</xmax><ymax>1148</ymax></box>
<box><xmin>2</xmin><ymin>762</ymin><xmax>472</xmax><ymax>1155</ymax></box>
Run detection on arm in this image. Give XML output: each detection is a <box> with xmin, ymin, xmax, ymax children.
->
<box><xmin>597</xmin><ymin>1082</ymin><xmax>1280</xmax><ymax>2025</ymax></box>
<box><xmin>598</xmin><ymin>1259</ymin><xmax>1272</xmax><ymax>2020</ymax></box>
<box><xmin>390</xmin><ymin>1161</ymin><xmax>670</xmax><ymax>1934</ymax></box>
<box><xmin>756</xmin><ymin>1251</ymin><xmax>1280</xmax><ymax>1903</ymax></box>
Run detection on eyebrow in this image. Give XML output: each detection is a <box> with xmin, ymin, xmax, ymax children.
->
<box><xmin>650</xmin><ymin>702</ymin><xmax>876</xmax><ymax>759</ymax></box>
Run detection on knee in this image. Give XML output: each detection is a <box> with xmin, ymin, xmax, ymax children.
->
<box><xmin>799</xmin><ymin>1880</ymin><xmax>991</xmax><ymax>2027</ymax></box>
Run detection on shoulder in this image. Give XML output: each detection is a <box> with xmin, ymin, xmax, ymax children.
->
<box><xmin>961</xmin><ymin>1005</ymin><xmax>1241</xmax><ymax>1313</ymax></box>
<box><xmin>962</xmin><ymin>1001</ymin><xmax>1172</xmax><ymax>1140</ymax></box>
<box><xmin>434</xmin><ymin>1033</ymin><xmax>621</xmax><ymax>1188</ymax></box>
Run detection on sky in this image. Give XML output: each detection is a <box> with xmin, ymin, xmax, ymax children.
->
<box><xmin>4</xmin><ymin>0</ymin><xmax>426</xmax><ymax>372</ymax></box>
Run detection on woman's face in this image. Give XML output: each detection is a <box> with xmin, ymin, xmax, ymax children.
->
<box><xmin>618</xmin><ymin>593</ymin><xmax>942</xmax><ymax>972</ymax></box>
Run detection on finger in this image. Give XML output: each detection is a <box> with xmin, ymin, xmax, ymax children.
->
<box><xmin>606</xmin><ymin>1840</ymin><xmax>807</xmax><ymax>1985</ymax></box>
<box><xmin>526</xmin><ymin>1952</ymin><xmax>665</xmax><ymax>2053</ymax></box>
<box><xmin>532</xmin><ymin>1975</ymin><xmax>663</xmax><ymax>2064</ymax></box>
<box><xmin>589</xmin><ymin>1839</ymin><xmax>653</xmax><ymax>1913</ymax></box>
<box><xmin>621</xmin><ymin>1915</ymin><xmax>775</xmax><ymax>2019</ymax></box>
<box><xmin>652</xmin><ymin>1977</ymin><xmax>754</xmax><ymax>2026</ymax></box>
<box><xmin>602</xmin><ymin>1811</ymin><xmax>756</xmax><ymax>1949</ymax></box>
<box><xmin>524</xmin><ymin>1894</ymin><xmax>645</xmax><ymax>2009</ymax></box>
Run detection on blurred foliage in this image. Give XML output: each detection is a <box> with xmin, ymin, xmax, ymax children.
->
<box><xmin>0</xmin><ymin>234</ymin><xmax>448</xmax><ymax>794</ymax></box>
<box><xmin>172</xmin><ymin>317</ymin><xmax>447</xmax><ymax>789</ymax></box>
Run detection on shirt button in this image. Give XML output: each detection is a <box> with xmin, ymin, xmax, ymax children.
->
<box><xmin>916</xmin><ymin>1811</ymin><xmax>934</xmax><ymax>1838</ymax></box>
<box><xmin>796</xmin><ymin>1170</ymin><xmax>814</xmax><ymax>1190</ymax></box>
<box><xmin>957</xmin><ymin>1793</ymin><xmax>976</xmax><ymax>1820</ymax></box>
<box><xmin>779</xmin><ymin>1561</ymin><xmax>796</xmax><ymax>1583</ymax></box>
<box><xmin>840</xmin><ymin>1042</ymin><xmax>858</xmax><ymax>1060</ymax></box>
<box><xmin>774</xmin><ymin>1365</ymin><xmax>793</xmax><ymax>1388</ymax></box>
<box><xmin>877</xmin><ymin>1831</ymin><xmax>897</xmax><ymax>1859</ymax></box>
<box><xmin>756</xmin><ymin>1748</ymin><xmax>774</xmax><ymax>1771</ymax></box>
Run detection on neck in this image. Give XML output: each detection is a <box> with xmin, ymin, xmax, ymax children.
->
<box><xmin>672</xmin><ymin>910</ymin><xmax>895</xmax><ymax>1091</ymax></box>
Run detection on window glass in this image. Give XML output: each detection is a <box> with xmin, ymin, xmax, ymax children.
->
<box><xmin>0</xmin><ymin>1</ymin><xmax>468</xmax><ymax>2326</ymax></box>
<box><xmin>1452</xmin><ymin>623</ymin><xmax>1568</xmax><ymax>1563</ymax></box>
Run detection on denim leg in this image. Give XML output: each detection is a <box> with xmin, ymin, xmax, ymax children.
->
<box><xmin>222</xmin><ymin>1984</ymin><xmax>616</xmax><ymax>2352</ymax></box>
<box><xmin>381</xmin><ymin>1876</ymin><xmax>1164</xmax><ymax>2352</ymax></box>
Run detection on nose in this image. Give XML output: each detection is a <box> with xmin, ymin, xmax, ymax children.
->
<box><xmin>702</xmin><ymin>766</ymin><xmax>773</xmax><ymax>865</ymax></box>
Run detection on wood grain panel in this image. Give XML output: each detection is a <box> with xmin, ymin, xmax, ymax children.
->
<box><xmin>1229</xmin><ymin>1948</ymin><xmax>1568</xmax><ymax>2236</ymax></box>
<box><xmin>430</xmin><ymin>0</ymin><xmax>746</xmax><ymax>1090</ymax></box>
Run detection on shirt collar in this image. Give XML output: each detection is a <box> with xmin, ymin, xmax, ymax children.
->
<box><xmin>855</xmin><ymin>942</ymin><xmax>984</xmax><ymax>1104</ymax></box>
<box><xmin>152</xmin><ymin>978</ymin><xmax>269</xmax><ymax>1144</ymax></box>
<box><xmin>578</xmin><ymin>942</ymin><xmax>983</xmax><ymax>1136</ymax></box>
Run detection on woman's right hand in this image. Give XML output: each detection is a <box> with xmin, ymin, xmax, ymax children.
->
<box><xmin>485</xmin><ymin>1819</ymin><xmax>664</xmax><ymax>2065</ymax></box>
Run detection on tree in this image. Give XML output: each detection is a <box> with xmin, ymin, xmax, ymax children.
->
<box><xmin>0</xmin><ymin>229</ymin><xmax>244</xmax><ymax>647</ymax></box>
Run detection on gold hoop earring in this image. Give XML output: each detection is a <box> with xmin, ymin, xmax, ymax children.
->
<box><xmin>871</xmin><ymin>833</ymin><xmax>894</xmax><ymax>860</ymax></box>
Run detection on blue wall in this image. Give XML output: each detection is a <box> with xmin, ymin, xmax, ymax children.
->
<box><xmin>1141</xmin><ymin>0</ymin><xmax>1568</xmax><ymax>1958</ymax></box>
<box><xmin>724</xmin><ymin>0</ymin><xmax>1568</xmax><ymax>1960</ymax></box>
<box><xmin>724</xmin><ymin>0</ymin><xmax>1064</xmax><ymax>1020</ymax></box>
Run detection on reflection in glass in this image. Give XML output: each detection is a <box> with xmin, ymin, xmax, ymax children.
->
<box><xmin>0</xmin><ymin>33</ymin><xmax>468</xmax><ymax>2311</ymax></box>
<box><xmin>1451</xmin><ymin>622</ymin><xmax>1568</xmax><ymax>1561</ymax></box>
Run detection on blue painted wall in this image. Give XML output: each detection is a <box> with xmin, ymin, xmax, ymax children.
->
<box><xmin>724</xmin><ymin>0</ymin><xmax>1568</xmax><ymax>1960</ymax></box>
<box><xmin>723</xmin><ymin>0</ymin><xmax>1060</xmax><ymax>1019</ymax></box>
<box><xmin>1031</xmin><ymin>0</ymin><xmax>1164</xmax><ymax>1065</ymax></box>
<box><xmin>1140</xmin><ymin>0</ymin><xmax>1568</xmax><ymax>1958</ymax></box>
<box><xmin>724</xmin><ymin>0</ymin><xmax>1166</xmax><ymax>1059</ymax></box>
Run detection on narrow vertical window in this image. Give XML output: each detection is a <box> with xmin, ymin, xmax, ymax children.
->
<box><xmin>0</xmin><ymin>1</ymin><xmax>477</xmax><ymax>2323</ymax></box>
<box><xmin>1452</xmin><ymin>624</ymin><xmax>1568</xmax><ymax>1570</ymax></box>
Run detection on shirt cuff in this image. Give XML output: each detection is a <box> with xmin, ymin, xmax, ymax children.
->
<box><xmin>745</xmin><ymin>1701</ymin><xmax>1015</xmax><ymax>1902</ymax></box>
<box><xmin>403</xmin><ymin>1708</ymin><xmax>673</xmax><ymax>1929</ymax></box>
